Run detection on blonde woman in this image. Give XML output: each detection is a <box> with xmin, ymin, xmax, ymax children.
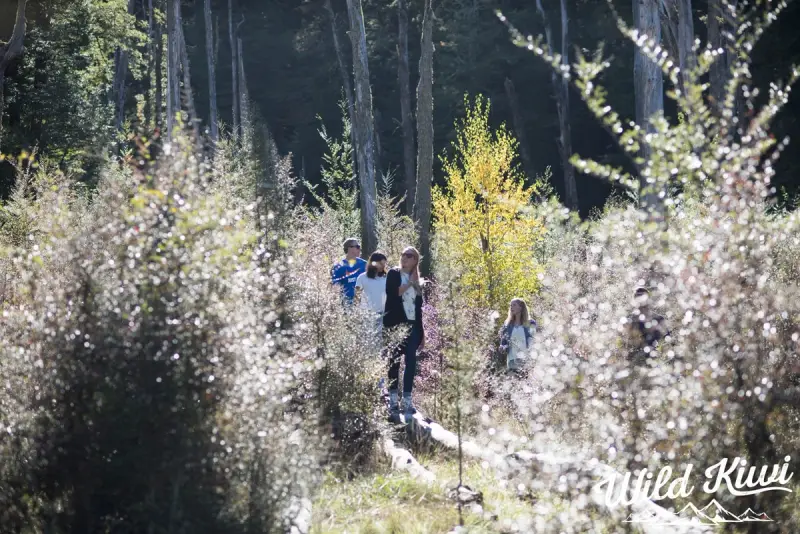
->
<box><xmin>498</xmin><ymin>298</ymin><xmax>535</xmax><ymax>371</ymax></box>
<box><xmin>383</xmin><ymin>246</ymin><xmax>425</xmax><ymax>415</ymax></box>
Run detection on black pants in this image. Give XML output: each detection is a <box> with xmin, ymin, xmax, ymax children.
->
<box><xmin>387</xmin><ymin>321</ymin><xmax>422</xmax><ymax>394</ymax></box>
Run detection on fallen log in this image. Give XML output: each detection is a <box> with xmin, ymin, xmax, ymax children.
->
<box><xmin>397</xmin><ymin>410</ymin><xmax>712</xmax><ymax>534</ymax></box>
<box><xmin>382</xmin><ymin>436</ymin><xmax>436</xmax><ymax>483</ymax></box>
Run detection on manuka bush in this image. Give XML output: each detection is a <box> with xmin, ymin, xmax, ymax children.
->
<box><xmin>0</xmin><ymin>135</ymin><xmax>321</xmax><ymax>533</ymax></box>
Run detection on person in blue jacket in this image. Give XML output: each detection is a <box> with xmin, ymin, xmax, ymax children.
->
<box><xmin>331</xmin><ymin>238</ymin><xmax>367</xmax><ymax>304</ymax></box>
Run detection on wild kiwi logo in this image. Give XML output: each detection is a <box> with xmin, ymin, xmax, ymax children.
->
<box><xmin>595</xmin><ymin>456</ymin><xmax>793</xmax><ymax>525</ymax></box>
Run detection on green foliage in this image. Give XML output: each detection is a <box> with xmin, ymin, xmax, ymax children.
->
<box><xmin>305</xmin><ymin>98</ymin><xmax>360</xmax><ymax>240</ymax></box>
<box><xmin>2</xmin><ymin>0</ymin><xmax>147</xmax><ymax>178</ymax></box>
<box><xmin>433</xmin><ymin>95</ymin><xmax>544</xmax><ymax>314</ymax></box>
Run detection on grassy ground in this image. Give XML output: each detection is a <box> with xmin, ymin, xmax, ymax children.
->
<box><xmin>311</xmin><ymin>452</ymin><xmax>533</xmax><ymax>534</ymax></box>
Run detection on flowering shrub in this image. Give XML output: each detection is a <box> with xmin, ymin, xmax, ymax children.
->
<box><xmin>484</xmin><ymin>2</ymin><xmax>800</xmax><ymax>531</ymax></box>
<box><xmin>0</xmin><ymin>135</ymin><xmax>321</xmax><ymax>533</ymax></box>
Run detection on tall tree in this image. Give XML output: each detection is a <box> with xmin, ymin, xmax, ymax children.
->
<box><xmin>178</xmin><ymin>15</ymin><xmax>200</xmax><ymax>140</ymax></box>
<box><xmin>708</xmin><ymin>0</ymin><xmax>737</xmax><ymax>114</ymax></box>
<box><xmin>228</xmin><ymin>0</ymin><xmax>240</xmax><ymax>139</ymax></box>
<box><xmin>237</xmin><ymin>35</ymin><xmax>248</xmax><ymax>133</ymax></box>
<box><xmin>345</xmin><ymin>0</ymin><xmax>378</xmax><ymax>258</ymax></box>
<box><xmin>660</xmin><ymin>0</ymin><xmax>695</xmax><ymax>95</ymax></box>
<box><xmin>166</xmin><ymin>0</ymin><xmax>181</xmax><ymax>136</ymax></box>
<box><xmin>633</xmin><ymin>0</ymin><xmax>664</xmax><ymax>210</ymax></box>
<box><xmin>397</xmin><ymin>0</ymin><xmax>416</xmax><ymax>214</ymax></box>
<box><xmin>112</xmin><ymin>0</ymin><xmax>136</xmax><ymax>131</ymax></box>
<box><xmin>204</xmin><ymin>0</ymin><xmax>219</xmax><ymax>141</ymax></box>
<box><xmin>154</xmin><ymin>0</ymin><xmax>164</xmax><ymax>131</ymax></box>
<box><xmin>414</xmin><ymin>0</ymin><xmax>434</xmax><ymax>276</ymax></box>
<box><xmin>0</xmin><ymin>0</ymin><xmax>27</xmax><ymax>143</ymax></box>
<box><xmin>535</xmin><ymin>0</ymin><xmax>578</xmax><ymax>210</ymax></box>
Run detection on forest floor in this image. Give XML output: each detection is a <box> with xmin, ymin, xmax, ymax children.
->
<box><xmin>310</xmin><ymin>453</ymin><xmax>534</xmax><ymax>534</ymax></box>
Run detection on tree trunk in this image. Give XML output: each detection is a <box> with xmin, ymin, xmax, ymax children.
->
<box><xmin>414</xmin><ymin>0</ymin><xmax>434</xmax><ymax>276</ymax></box>
<box><xmin>155</xmin><ymin>15</ymin><xmax>164</xmax><ymax>131</ymax></box>
<box><xmin>345</xmin><ymin>0</ymin><xmax>378</xmax><ymax>258</ymax></box>
<box><xmin>534</xmin><ymin>0</ymin><xmax>578</xmax><ymax>210</ymax></box>
<box><xmin>324</xmin><ymin>0</ymin><xmax>358</xmax><ymax>179</ymax></box>
<box><xmin>0</xmin><ymin>0</ymin><xmax>28</xmax><ymax>143</ymax></box>
<box><xmin>557</xmin><ymin>0</ymin><xmax>577</xmax><ymax>211</ymax></box>
<box><xmin>145</xmin><ymin>0</ymin><xmax>155</xmax><ymax>128</ymax></box>
<box><xmin>397</xmin><ymin>0</ymin><xmax>416</xmax><ymax>214</ymax></box>
<box><xmin>178</xmin><ymin>14</ymin><xmax>200</xmax><ymax>141</ymax></box>
<box><xmin>228</xmin><ymin>0</ymin><xmax>240</xmax><ymax>139</ymax></box>
<box><xmin>708</xmin><ymin>0</ymin><xmax>738</xmax><ymax>115</ymax></box>
<box><xmin>660</xmin><ymin>0</ymin><xmax>695</xmax><ymax>95</ymax></box>
<box><xmin>204</xmin><ymin>0</ymin><xmax>218</xmax><ymax>142</ymax></box>
<box><xmin>166</xmin><ymin>0</ymin><xmax>181</xmax><ymax>136</ymax></box>
<box><xmin>503</xmin><ymin>78</ymin><xmax>534</xmax><ymax>183</ymax></box>
<box><xmin>113</xmin><ymin>0</ymin><xmax>135</xmax><ymax>131</ymax></box>
<box><xmin>633</xmin><ymin>0</ymin><xmax>664</xmax><ymax>210</ymax></box>
<box><xmin>237</xmin><ymin>36</ymin><xmax>248</xmax><ymax>136</ymax></box>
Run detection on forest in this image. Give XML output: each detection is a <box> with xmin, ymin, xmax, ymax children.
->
<box><xmin>2</xmin><ymin>0</ymin><xmax>800</xmax><ymax>533</ymax></box>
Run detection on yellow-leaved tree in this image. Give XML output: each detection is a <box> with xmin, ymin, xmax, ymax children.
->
<box><xmin>433</xmin><ymin>96</ymin><xmax>544</xmax><ymax>313</ymax></box>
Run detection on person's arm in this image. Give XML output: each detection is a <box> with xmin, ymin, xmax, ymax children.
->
<box><xmin>498</xmin><ymin>326</ymin><xmax>509</xmax><ymax>353</ymax></box>
<box><xmin>398</xmin><ymin>271</ymin><xmax>422</xmax><ymax>296</ymax></box>
<box><xmin>354</xmin><ymin>275</ymin><xmax>364</xmax><ymax>305</ymax></box>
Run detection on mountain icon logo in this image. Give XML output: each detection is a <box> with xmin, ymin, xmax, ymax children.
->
<box><xmin>624</xmin><ymin>500</ymin><xmax>773</xmax><ymax>525</ymax></box>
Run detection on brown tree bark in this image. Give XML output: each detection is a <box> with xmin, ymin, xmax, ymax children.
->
<box><xmin>534</xmin><ymin>0</ymin><xmax>578</xmax><ymax>210</ymax></box>
<box><xmin>204</xmin><ymin>0</ymin><xmax>219</xmax><ymax>141</ymax></box>
<box><xmin>397</xmin><ymin>0</ymin><xmax>416</xmax><ymax>214</ymax></box>
<box><xmin>633</xmin><ymin>0</ymin><xmax>664</xmax><ymax>211</ymax></box>
<box><xmin>345</xmin><ymin>0</ymin><xmax>378</xmax><ymax>258</ymax></box>
<box><xmin>0</xmin><ymin>0</ymin><xmax>27</xmax><ymax>143</ymax></box>
<box><xmin>414</xmin><ymin>0</ymin><xmax>434</xmax><ymax>276</ymax></box>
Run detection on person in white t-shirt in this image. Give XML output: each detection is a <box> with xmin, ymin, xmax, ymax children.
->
<box><xmin>355</xmin><ymin>251</ymin><xmax>388</xmax><ymax>335</ymax></box>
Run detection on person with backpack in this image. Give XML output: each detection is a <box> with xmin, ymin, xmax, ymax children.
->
<box><xmin>330</xmin><ymin>238</ymin><xmax>367</xmax><ymax>304</ymax></box>
<box><xmin>498</xmin><ymin>298</ymin><xmax>535</xmax><ymax>371</ymax></box>
<box><xmin>383</xmin><ymin>246</ymin><xmax>425</xmax><ymax>416</ymax></box>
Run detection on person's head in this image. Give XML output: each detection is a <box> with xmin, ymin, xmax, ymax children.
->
<box><xmin>399</xmin><ymin>246</ymin><xmax>421</xmax><ymax>275</ymax></box>
<box><xmin>366</xmin><ymin>251</ymin><xmax>388</xmax><ymax>279</ymax></box>
<box><xmin>506</xmin><ymin>298</ymin><xmax>530</xmax><ymax>326</ymax></box>
<box><xmin>343</xmin><ymin>238</ymin><xmax>361</xmax><ymax>260</ymax></box>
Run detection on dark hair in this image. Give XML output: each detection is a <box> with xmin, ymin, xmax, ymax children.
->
<box><xmin>366</xmin><ymin>252</ymin><xmax>387</xmax><ymax>279</ymax></box>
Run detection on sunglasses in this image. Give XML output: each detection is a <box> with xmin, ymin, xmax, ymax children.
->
<box><xmin>349</xmin><ymin>244</ymin><xmax>361</xmax><ymax>249</ymax></box>
<box><xmin>402</xmin><ymin>253</ymin><xmax>416</xmax><ymax>259</ymax></box>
